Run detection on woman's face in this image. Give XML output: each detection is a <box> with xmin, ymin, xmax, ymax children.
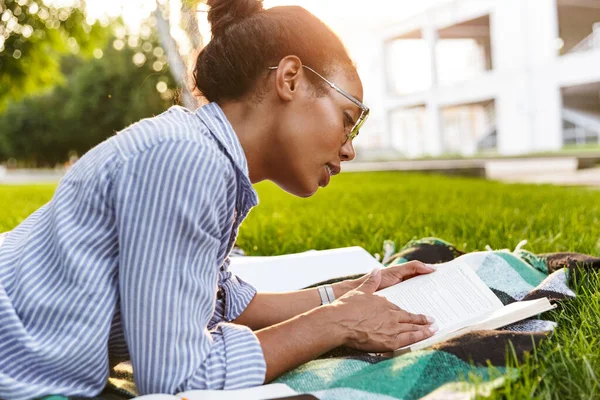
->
<box><xmin>270</xmin><ymin>66</ymin><xmax>363</xmax><ymax>198</ymax></box>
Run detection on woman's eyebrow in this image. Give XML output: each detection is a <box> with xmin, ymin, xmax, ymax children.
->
<box><xmin>343</xmin><ymin>90</ymin><xmax>363</xmax><ymax>104</ymax></box>
<box><xmin>352</xmin><ymin>93</ymin><xmax>363</xmax><ymax>103</ymax></box>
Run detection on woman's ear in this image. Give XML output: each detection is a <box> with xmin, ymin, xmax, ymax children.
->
<box><xmin>273</xmin><ymin>55</ymin><xmax>303</xmax><ymax>102</ymax></box>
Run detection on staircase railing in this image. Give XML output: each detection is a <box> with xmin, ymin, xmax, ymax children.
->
<box><xmin>569</xmin><ymin>23</ymin><xmax>600</xmax><ymax>54</ymax></box>
<box><xmin>562</xmin><ymin>108</ymin><xmax>600</xmax><ymax>145</ymax></box>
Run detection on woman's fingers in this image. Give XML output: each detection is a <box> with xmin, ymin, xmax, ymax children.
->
<box><xmin>338</xmin><ymin>284</ymin><xmax>438</xmax><ymax>352</ymax></box>
<box><xmin>391</xmin><ymin>261</ymin><xmax>435</xmax><ymax>280</ymax></box>
<box><xmin>394</xmin><ymin>328</ymin><xmax>435</xmax><ymax>348</ymax></box>
<box><xmin>375</xmin><ymin>261</ymin><xmax>437</xmax><ymax>291</ymax></box>
<box><xmin>392</xmin><ymin>309</ymin><xmax>433</xmax><ymax>325</ymax></box>
<box><xmin>396</xmin><ymin>322</ymin><xmax>437</xmax><ymax>332</ymax></box>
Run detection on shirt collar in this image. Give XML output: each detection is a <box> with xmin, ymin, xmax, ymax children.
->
<box><xmin>195</xmin><ymin>103</ymin><xmax>250</xmax><ymax>177</ymax></box>
<box><xmin>195</xmin><ymin>102</ymin><xmax>259</xmax><ymax>207</ymax></box>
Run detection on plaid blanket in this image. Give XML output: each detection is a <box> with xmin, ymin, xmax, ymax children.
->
<box><xmin>46</xmin><ymin>238</ymin><xmax>600</xmax><ymax>400</ymax></box>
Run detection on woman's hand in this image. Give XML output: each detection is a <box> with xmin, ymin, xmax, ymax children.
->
<box><xmin>335</xmin><ymin>260</ymin><xmax>436</xmax><ymax>297</ymax></box>
<box><xmin>331</xmin><ymin>267</ymin><xmax>437</xmax><ymax>352</ymax></box>
<box><xmin>255</xmin><ymin>266</ymin><xmax>438</xmax><ymax>383</ymax></box>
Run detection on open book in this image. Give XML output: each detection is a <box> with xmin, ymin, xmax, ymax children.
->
<box><xmin>375</xmin><ymin>259</ymin><xmax>556</xmax><ymax>356</ymax></box>
<box><xmin>229</xmin><ymin>247</ymin><xmax>555</xmax><ymax>356</ymax></box>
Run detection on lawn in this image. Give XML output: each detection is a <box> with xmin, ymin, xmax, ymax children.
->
<box><xmin>1</xmin><ymin>172</ymin><xmax>599</xmax><ymax>398</ymax></box>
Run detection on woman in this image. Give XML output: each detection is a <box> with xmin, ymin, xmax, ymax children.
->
<box><xmin>0</xmin><ymin>0</ymin><xmax>437</xmax><ymax>398</ymax></box>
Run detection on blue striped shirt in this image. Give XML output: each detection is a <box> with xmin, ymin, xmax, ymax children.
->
<box><xmin>0</xmin><ymin>103</ymin><xmax>267</xmax><ymax>399</ymax></box>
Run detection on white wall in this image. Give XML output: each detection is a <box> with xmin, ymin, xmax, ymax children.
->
<box><xmin>379</xmin><ymin>0</ymin><xmax>584</xmax><ymax>157</ymax></box>
<box><xmin>492</xmin><ymin>0</ymin><xmax>562</xmax><ymax>154</ymax></box>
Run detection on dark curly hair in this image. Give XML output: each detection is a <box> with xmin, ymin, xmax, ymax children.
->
<box><xmin>193</xmin><ymin>0</ymin><xmax>354</xmax><ymax>103</ymax></box>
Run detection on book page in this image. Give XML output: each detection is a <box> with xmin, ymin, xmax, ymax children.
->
<box><xmin>375</xmin><ymin>260</ymin><xmax>503</xmax><ymax>334</ymax></box>
<box><xmin>474</xmin><ymin>297</ymin><xmax>556</xmax><ymax>328</ymax></box>
<box><xmin>388</xmin><ymin>297</ymin><xmax>556</xmax><ymax>355</ymax></box>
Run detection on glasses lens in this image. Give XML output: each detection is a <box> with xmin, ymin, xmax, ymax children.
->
<box><xmin>349</xmin><ymin>109</ymin><xmax>369</xmax><ymax>141</ymax></box>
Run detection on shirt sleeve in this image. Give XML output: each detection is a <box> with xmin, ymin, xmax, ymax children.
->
<box><xmin>208</xmin><ymin>258</ymin><xmax>258</xmax><ymax>330</ymax></box>
<box><xmin>113</xmin><ymin>140</ymin><xmax>266</xmax><ymax>394</ymax></box>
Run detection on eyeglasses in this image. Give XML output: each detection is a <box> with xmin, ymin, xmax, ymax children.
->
<box><xmin>268</xmin><ymin>65</ymin><xmax>370</xmax><ymax>145</ymax></box>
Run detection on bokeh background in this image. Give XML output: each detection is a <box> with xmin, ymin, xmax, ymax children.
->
<box><xmin>1</xmin><ymin>2</ymin><xmax>600</xmax><ymax>398</ymax></box>
<box><xmin>1</xmin><ymin>0</ymin><xmax>600</xmax><ymax>186</ymax></box>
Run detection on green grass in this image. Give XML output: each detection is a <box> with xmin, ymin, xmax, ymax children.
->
<box><xmin>2</xmin><ymin>172</ymin><xmax>600</xmax><ymax>399</ymax></box>
<box><xmin>238</xmin><ymin>172</ymin><xmax>600</xmax><ymax>257</ymax></box>
<box><xmin>0</xmin><ymin>184</ymin><xmax>57</xmax><ymax>232</ymax></box>
<box><xmin>485</xmin><ymin>270</ymin><xmax>600</xmax><ymax>399</ymax></box>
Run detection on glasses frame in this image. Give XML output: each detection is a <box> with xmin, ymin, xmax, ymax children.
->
<box><xmin>268</xmin><ymin>65</ymin><xmax>369</xmax><ymax>144</ymax></box>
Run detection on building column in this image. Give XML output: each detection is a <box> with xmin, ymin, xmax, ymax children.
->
<box><xmin>527</xmin><ymin>0</ymin><xmax>562</xmax><ymax>152</ymax></box>
<box><xmin>380</xmin><ymin>40</ymin><xmax>395</xmax><ymax>149</ymax></box>
<box><xmin>492</xmin><ymin>0</ymin><xmax>562</xmax><ymax>154</ymax></box>
<box><xmin>352</xmin><ymin>31</ymin><xmax>391</xmax><ymax>151</ymax></box>
<box><xmin>422</xmin><ymin>21</ymin><xmax>444</xmax><ymax>156</ymax></box>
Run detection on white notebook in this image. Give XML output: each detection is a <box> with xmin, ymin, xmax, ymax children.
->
<box><xmin>228</xmin><ymin>246</ymin><xmax>382</xmax><ymax>292</ymax></box>
<box><xmin>134</xmin><ymin>383</ymin><xmax>297</xmax><ymax>400</ymax></box>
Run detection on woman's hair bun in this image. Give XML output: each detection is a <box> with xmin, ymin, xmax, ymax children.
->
<box><xmin>193</xmin><ymin>2</ymin><xmax>354</xmax><ymax>103</ymax></box>
<box><xmin>206</xmin><ymin>0</ymin><xmax>264</xmax><ymax>37</ymax></box>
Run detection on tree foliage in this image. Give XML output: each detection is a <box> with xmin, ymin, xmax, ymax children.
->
<box><xmin>0</xmin><ymin>0</ymin><xmax>109</xmax><ymax>110</ymax></box>
<box><xmin>0</xmin><ymin>24</ymin><xmax>178</xmax><ymax>166</ymax></box>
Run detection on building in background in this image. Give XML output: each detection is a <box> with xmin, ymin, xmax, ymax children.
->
<box><xmin>371</xmin><ymin>0</ymin><xmax>600</xmax><ymax>158</ymax></box>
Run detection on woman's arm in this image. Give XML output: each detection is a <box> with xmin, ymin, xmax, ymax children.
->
<box><xmin>255</xmin><ymin>267</ymin><xmax>436</xmax><ymax>383</ymax></box>
<box><xmin>234</xmin><ymin>261</ymin><xmax>435</xmax><ymax>330</ymax></box>
<box><xmin>113</xmin><ymin>141</ymin><xmax>435</xmax><ymax>391</ymax></box>
<box><xmin>115</xmin><ymin>142</ymin><xmax>268</xmax><ymax>392</ymax></box>
<box><xmin>232</xmin><ymin>281</ymin><xmax>355</xmax><ymax>330</ymax></box>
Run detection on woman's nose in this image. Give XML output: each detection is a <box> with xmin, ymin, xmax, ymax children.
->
<box><xmin>340</xmin><ymin>140</ymin><xmax>356</xmax><ymax>162</ymax></box>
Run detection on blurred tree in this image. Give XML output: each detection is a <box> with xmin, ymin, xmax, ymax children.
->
<box><xmin>61</xmin><ymin>37</ymin><xmax>177</xmax><ymax>157</ymax></box>
<box><xmin>181</xmin><ymin>0</ymin><xmax>203</xmax><ymax>50</ymax></box>
<box><xmin>0</xmin><ymin>0</ymin><xmax>110</xmax><ymax>111</ymax></box>
<box><xmin>0</xmin><ymin>91</ymin><xmax>65</xmax><ymax>165</ymax></box>
<box><xmin>0</xmin><ymin>24</ymin><xmax>177</xmax><ymax>166</ymax></box>
<box><xmin>154</xmin><ymin>0</ymin><xmax>204</xmax><ymax>110</ymax></box>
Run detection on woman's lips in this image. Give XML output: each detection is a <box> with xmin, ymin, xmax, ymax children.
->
<box><xmin>320</xmin><ymin>165</ymin><xmax>331</xmax><ymax>187</ymax></box>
